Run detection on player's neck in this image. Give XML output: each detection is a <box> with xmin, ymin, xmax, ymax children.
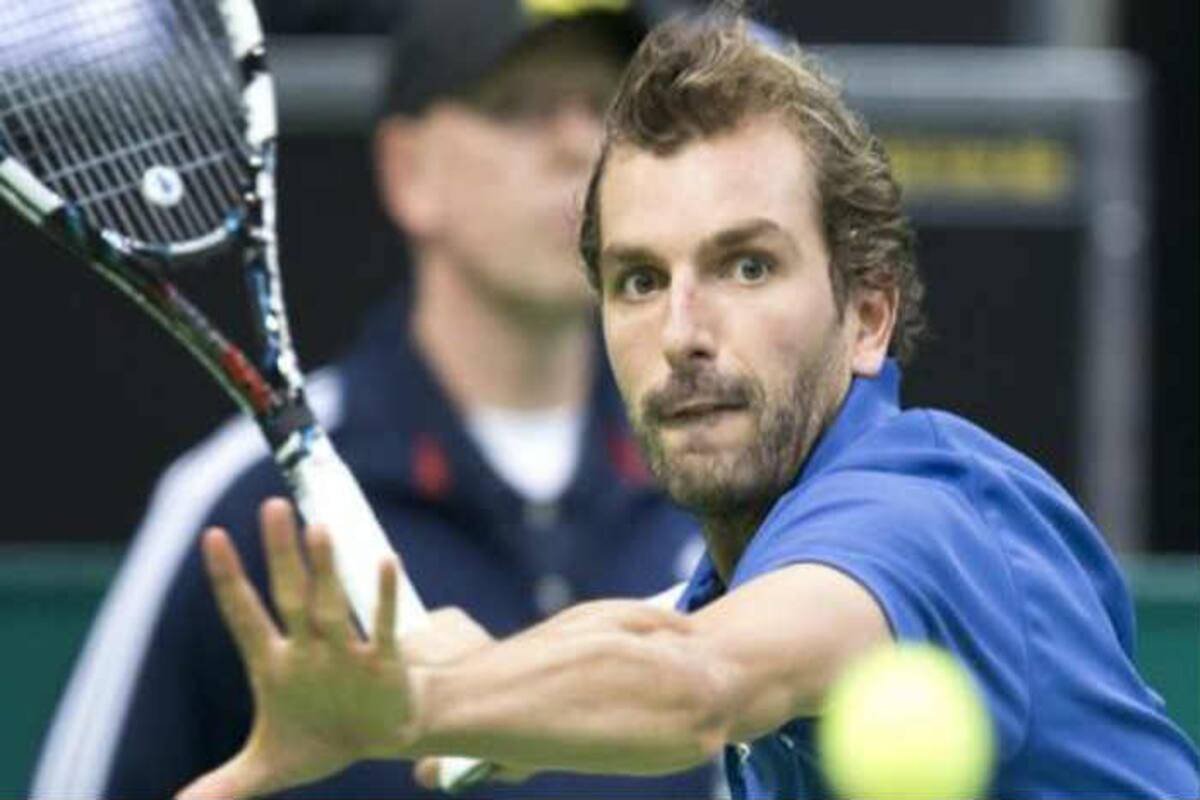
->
<box><xmin>702</xmin><ymin>508</ymin><xmax>768</xmax><ymax>585</ymax></box>
<box><xmin>410</xmin><ymin>259</ymin><xmax>594</xmax><ymax>412</ymax></box>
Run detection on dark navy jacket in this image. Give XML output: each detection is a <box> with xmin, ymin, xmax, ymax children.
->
<box><xmin>34</xmin><ymin>295</ymin><xmax>713</xmax><ymax>799</ymax></box>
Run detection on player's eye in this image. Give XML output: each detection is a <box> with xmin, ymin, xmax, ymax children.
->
<box><xmin>730</xmin><ymin>254</ymin><xmax>773</xmax><ymax>285</ymax></box>
<box><xmin>615</xmin><ymin>267</ymin><xmax>664</xmax><ymax>300</ymax></box>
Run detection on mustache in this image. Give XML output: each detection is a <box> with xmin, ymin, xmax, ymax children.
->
<box><xmin>641</xmin><ymin>368</ymin><xmax>756</xmax><ymax>424</ymax></box>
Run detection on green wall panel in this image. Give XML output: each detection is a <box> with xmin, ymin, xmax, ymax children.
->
<box><xmin>1</xmin><ymin>547</ymin><xmax>1195</xmax><ymax>797</ymax></box>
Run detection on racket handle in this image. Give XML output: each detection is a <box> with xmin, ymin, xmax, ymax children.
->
<box><xmin>284</xmin><ymin>431</ymin><xmax>495</xmax><ymax>791</ymax></box>
<box><xmin>287</xmin><ymin>431</ymin><xmax>429</xmax><ymax>634</ymax></box>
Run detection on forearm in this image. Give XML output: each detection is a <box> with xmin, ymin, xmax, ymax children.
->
<box><xmin>404</xmin><ymin>601</ymin><xmax>731</xmax><ymax>774</ymax></box>
<box><xmin>183</xmin><ymin>525</ymin><xmax>891</xmax><ymax>800</ymax></box>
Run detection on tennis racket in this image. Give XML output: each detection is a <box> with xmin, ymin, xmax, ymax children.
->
<box><xmin>0</xmin><ymin>0</ymin><xmax>491</xmax><ymax>790</ymax></box>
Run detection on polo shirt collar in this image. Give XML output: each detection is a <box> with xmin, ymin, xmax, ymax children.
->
<box><xmin>796</xmin><ymin>359</ymin><xmax>902</xmax><ymax>484</ymax></box>
<box><xmin>677</xmin><ymin>360</ymin><xmax>903</xmax><ymax>611</ymax></box>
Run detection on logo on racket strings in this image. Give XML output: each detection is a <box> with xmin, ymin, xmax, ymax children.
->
<box><xmin>142</xmin><ymin>165</ymin><xmax>185</xmax><ymax>208</ymax></box>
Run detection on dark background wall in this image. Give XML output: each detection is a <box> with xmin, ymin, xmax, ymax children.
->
<box><xmin>1119</xmin><ymin>0</ymin><xmax>1199</xmax><ymax>552</ymax></box>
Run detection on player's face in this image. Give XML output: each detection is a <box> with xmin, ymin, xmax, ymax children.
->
<box><xmin>597</xmin><ymin>120</ymin><xmax>857</xmax><ymax>516</ymax></box>
<box><xmin>421</xmin><ymin>42</ymin><xmax>624</xmax><ymax>317</ymax></box>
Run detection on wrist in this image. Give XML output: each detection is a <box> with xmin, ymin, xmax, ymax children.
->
<box><xmin>397</xmin><ymin>663</ymin><xmax>436</xmax><ymax>757</ymax></box>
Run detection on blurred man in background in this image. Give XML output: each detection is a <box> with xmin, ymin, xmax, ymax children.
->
<box><xmin>31</xmin><ymin>1</ymin><xmax>713</xmax><ymax>798</ymax></box>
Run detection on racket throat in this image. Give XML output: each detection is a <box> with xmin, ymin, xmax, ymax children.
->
<box><xmin>262</xmin><ymin>398</ymin><xmax>319</xmax><ymax>458</ymax></box>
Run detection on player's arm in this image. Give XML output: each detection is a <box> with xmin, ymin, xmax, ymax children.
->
<box><xmin>177</xmin><ymin>499</ymin><xmax>889</xmax><ymax>799</ymax></box>
<box><xmin>408</xmin><ymin>562</ymin><xmax>889</xmax><ymax>774</ymax></box>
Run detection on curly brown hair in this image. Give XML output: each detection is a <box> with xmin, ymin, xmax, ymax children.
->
<box><xmin>579</xmin><ymin>8</ymin><xmax>925</xmax><ymax>362</ymax></box>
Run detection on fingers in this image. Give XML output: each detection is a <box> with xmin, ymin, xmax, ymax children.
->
<box><xmin>260</xmin><ymin>498</ymin><xmax>309</xmax><ymax>640</ymax></box>
<box><xmin>305</xmin><ymin>525</ymin><xmax>358</xmax><ymax>644</ymax></box>
<box><xmin>260</xmin><ymin>498</ymin><xmax>353</xmax><ymax>644</ymax></box>
<box><xmin>202</xmin><ymin>528</ymin><xmax>279</xmax><ymax>669</ymax></box>
<box><xmin>373</xmin><ymin>557</ymin><xmax>400</xmax><ymax>654</ymax></box>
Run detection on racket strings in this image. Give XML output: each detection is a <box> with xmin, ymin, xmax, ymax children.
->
<box><xmin>5</xmin><ymin>52</ymin><xmax>144</xmax><ymax>238</ymax></box>
<box><xmin>0</xmin><ymin>0</ymin><xmax>252</xmax><ymax>248</ymax></box>
<box><xmin>0</xmin><ymin>1</ymin><xmax>184</xmax><ymax>231</ymax></box>
<box><xmin>73</xmin><ymin>2</ymin><xmax>216</xmax><ymax>243</ymax></box>
<box><xmin>98</xmin><ymin>6</ymin><xmax>229</xmax><ymax>241</ymax></box>
<box><xmin>65</xmin><ymin>0</ymin><xmax>245</xmax><ymax>240</ymax></box>
<box><xmin>0</xmin><ymin>7</ymin><xmax>143</xmax><ymax>236</ymax></box>
<box><xmin>9</xmin><ymin>10</ymin><xmax>186</xmax><ymax>243</ymax></box>
<box><xmin>113</xmin><ymin>0</ymin><xmax>243</xmax><ymax>235</ymax></box>
<box><xmin>151</xmin><ymin>2</ymin><xmax>252</xmax><ymax>219</ymax></box>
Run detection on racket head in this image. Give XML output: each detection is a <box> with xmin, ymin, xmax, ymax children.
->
<box><xmin>0</xmin><ymin>0</ymin><xmax>301</xmax><ymax>424</ymax></box>
<box><xmin>0</xmin><ymin>0</ymin><xmax>276</xmax><ymax>262</ymax></box>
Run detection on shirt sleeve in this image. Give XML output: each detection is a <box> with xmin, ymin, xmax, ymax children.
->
<box><xmin>735</xmin><ymin>467</ymin><xmax>1032</xmax><ymax>763</ymax></box>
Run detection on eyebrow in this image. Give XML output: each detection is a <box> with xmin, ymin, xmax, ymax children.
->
<box><xmin>598</xmin><ymin>244</ymin><xmax>663</xmax><ymax>273</ymax></box>
<box><xmin>600</xmin><ymin>217</ymin><xmax>797</xmax><ymax>276</ymax></box>
<box><xmin>696</xmin><ymin>218</ymin><xmax>796</xmax><ymax>263</ymax></box>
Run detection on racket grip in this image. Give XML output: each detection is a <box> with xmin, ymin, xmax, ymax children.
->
<box><xmin>284</xmin><ymin>431</ymin><xmax>495</xmax><ymax>791</ymax></box>
<box><xmin>287</xmin><ymin>432</ymin><xmax>429</xmax><ymax>635</ymax></box>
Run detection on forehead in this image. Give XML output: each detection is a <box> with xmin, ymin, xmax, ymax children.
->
<box><xmin>598</xmin><ymin>118</ymin><xmax>819</xmax><ymax>258</ymax></box>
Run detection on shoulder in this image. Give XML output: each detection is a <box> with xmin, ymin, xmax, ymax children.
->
<box><xmin>751</xmin><ymin>463</ymin><xmax>988</xmax><ymax>583</ymax></box>
<box><xmin>766</xmin><ymin>408</ymin><xmax>987</xmax><ymax>547</ymax></box>
<box><xmin>738</xmin><ymin>409</ymin><xmax>1024</xmax><ymax>620</ymax></box>
<box><xmin>772</xmin><ymin>405</ymin><xmax>1073</xmax><ymax>542</ymax></box>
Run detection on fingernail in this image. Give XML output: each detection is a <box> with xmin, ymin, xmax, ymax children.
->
<box><xmin>201</xmin><ymin>534</ymin><xmax>226</xmax><ymax>577</ymax></box>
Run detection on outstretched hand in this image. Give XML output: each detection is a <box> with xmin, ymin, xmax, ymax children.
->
<box><xmin>176</xmin><ymin>498</ymin><xmax>417</xmax><ymax>800</ymax></box>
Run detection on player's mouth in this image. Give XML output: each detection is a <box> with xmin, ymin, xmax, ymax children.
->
<box><xmin>657</xmin><ymin>399</ymin><xmax>749</xmax><ymax>427</ymax></box>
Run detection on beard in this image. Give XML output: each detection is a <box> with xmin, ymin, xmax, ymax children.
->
<box><xmin>629</xmin><ymin>331</ymin><xmax>849</xmax><ymax>520</ymax></box>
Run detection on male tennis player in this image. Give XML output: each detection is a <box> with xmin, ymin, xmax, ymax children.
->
<box><xmin>32</xmin><ymin>2</ymin><xmax>717</xmax><ymax>799</ymax></box>
<box><xmin>180</xmin><ymin>7</ymin><xmax>1199</xmax><ymax>800</ymax></box>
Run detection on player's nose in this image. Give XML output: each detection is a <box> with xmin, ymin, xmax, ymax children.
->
<box><xmin>662</xmin><ymin>275</ymin><xmax>717</xmax><ymax>371</ymax></box>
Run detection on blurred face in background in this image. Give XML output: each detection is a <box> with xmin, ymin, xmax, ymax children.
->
<box><xmin>378</xmin><ymin>23</ymin><xmax>626</xmax><ymax>319</ymax></box>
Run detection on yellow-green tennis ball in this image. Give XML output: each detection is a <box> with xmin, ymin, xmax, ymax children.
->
<box><xmin>818</xmin><ymin>643</ymin><xmax>995</xmax><ymax>800</ymax></box>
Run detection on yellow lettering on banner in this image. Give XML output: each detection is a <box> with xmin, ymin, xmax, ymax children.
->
<box><xmin>521</xmin><ymin>0</ymin><xmax>631</xmax><ymax>19</ymax></box>
<box><xmin>883</xmin><ymin>134</ymin><xmax>1074</xmax><ymax>203</ymax></box>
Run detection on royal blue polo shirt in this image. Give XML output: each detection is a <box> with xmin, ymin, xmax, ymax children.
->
<box><xmin>679</xmin><ymin>361</ymin><xmax>1199</xmax><ymax>798</ymax></box>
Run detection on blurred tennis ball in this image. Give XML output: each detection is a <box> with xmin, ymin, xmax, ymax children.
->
<box><xmin>818</xmin><ymin>642</ymin><xmax>995</xmax><ymax>800</ymax></box>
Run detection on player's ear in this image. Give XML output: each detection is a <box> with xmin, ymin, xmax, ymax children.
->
<box><xmin>848</xmin><ymin>286</ymin><xmax>898</xmax><ymax>377</ymax></box>
<box><xmin>374</xmin><ymin>115</ymin><xmax>441</xmax><ymax>238</ymax></box>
